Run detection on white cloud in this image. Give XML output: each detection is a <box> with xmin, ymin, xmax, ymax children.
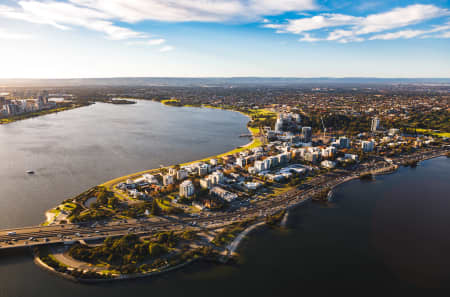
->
<box><xmin>0</xmin><ymin>28</ymin><xmax>32</xmax><ymax>39</ymax></box>
<box><xmin>264</xmin><ymin>4</ymin><xmax>449</xmax><ymax>43</ymax></box>
<box><xmin>369</xmin><ymin>23</ymin><xmax>450</xmax><ymax>40</ymax></box>
<box><xmin>356</xmin><ymin>4</ymin><xmax>449</xmax><ymax>35</ymax></box>
<box><xmin>127</xmin><ymin>38</ymin><xmax>166</xmax><ymax>46</ymax></box>
<box><xmin>160</xmin><ymin>45</ymin><xmax>174</xmax><ymax>52</ymax></box>
<box><xmin>70</xmin><ymin>0</ymin><xmax>316</xmax><ymax>23</ymax></box>
<box><xmin>438</xmin><ymin>31</ymin><xmax>450</xmax><ymax>38</ymax></box>
<box><xmin>0</xmin><ymin>0</ymin><xmax>317</xmax><ymax>46</ymax></box>
<box><xmin>148</xmin><ymin>38</ymin><xmax>166</xmax><ymax>45</ymax></box>
<box><xmin>299</xmin><ymin>33</ymin><xmax>320</xmax><ymax>42</ymax></box>
<box><xmin>265</xmin><ymin>14</ymin><xmax>360</xmax><ymax>34</ymax></box>
<box><xmin>0</xmin><ymin>1</ymin><xmax>148</xmax><ymax>40</ymax></box>
<box><xmin>369</xmin><ymin>29</ymin><xmax>427</xmax><ymax>40</ymax></box>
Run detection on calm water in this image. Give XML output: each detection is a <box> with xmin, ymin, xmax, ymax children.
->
<box><xmin>1</xmin><ymin>103</ymin><xmax>449</xmax><ymax>296</ymax></box>
<box><xmin>0</xmin><ymin>100</ymin><xmax>249</xmax><ymax>228</ymax></box>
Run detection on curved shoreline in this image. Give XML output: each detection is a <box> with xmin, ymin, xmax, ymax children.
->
<box><xmin>33</xmin><ymin>101</ymin><xmax>448</xmax><ymax>282</ymax></box>
<box><xmin>35</xmin><ymin>153</ymin><xmax>448</xmax><ymax>283</ymax></box>
<box><xmin>100</xmin><ymin>103</ymin><xmax>260</xmax><ymax>188</ymax></box>
<box><xmin>34</xmin><ymin>251</ymin><xmax>201</xmax><ymax>283</ymax></box>
<box><xmin>228</xmin><ymin>154</ymin><xmax>447</xmax><ymax>256</ymax></box>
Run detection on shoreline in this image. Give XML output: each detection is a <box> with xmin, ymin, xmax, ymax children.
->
<box><xmin>0</xmin><ymin>103</ymin><xmax>89</xmax><ymax>125</ymax></box>
<box><xmin>26</xmin><ymin>101</ymin><xmax>448</xmax><ymax>282</ymax></box>
<box><xmin>100</xmin><ymin>102</ymin><xmax>260</xmax><ymax>188</ymax></box>
<box><xmin>34</xmin><ymin>151</ymin><xmax>448</xmax><ymax>282</ymax></box>
<box><xmin>227</xmin><ymin>153</ymin><xmax>447</xmax><ymax>256</ymax></box>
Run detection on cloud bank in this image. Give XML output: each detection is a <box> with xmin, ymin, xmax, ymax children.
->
<box><xmin>0</xmin><ymin>1</ymin><xmax>448</xmax><ymax>46</ymax></box>
<box><xmin>264</xmin><ymin>4</ymin><xmax>450</xmax><ymax>43</ymax></box>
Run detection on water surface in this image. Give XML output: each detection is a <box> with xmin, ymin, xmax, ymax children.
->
<box><xmin>0</xmin><ymin>103</ymin><xmax>449</xmax><ymax>295</ymax></box>
<box><xmin>0</xmin><ymin>101</ymin><xmax>249</xmax><ymax>228</ymax></box>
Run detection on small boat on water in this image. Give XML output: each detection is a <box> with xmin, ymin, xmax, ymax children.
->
<box><xmin>26</xmin><ymin>170</ymin><xmax>35</xmax><ymax>175</ymax></box>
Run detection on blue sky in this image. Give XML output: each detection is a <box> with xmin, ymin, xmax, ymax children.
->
<box><xmin>0</xmin><ymin>0</ymin><xmax>449</xmax><ymax>78</ymax></box>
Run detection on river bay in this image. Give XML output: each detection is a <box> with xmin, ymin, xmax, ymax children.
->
<box><xmin>0</xmin><ymin>100</ymin><xmax>249</xmax><ymax>228</ymax></box>
<box><xmin>0</xmin><ymin>102</ymin><xmax>449</xmax><ymax>296</ymax></box>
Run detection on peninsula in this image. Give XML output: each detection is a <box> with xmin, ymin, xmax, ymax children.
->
<box><xmin>0</xmin><ymin>99</ymin><xmax>448</xmax><ymax>282</ymax></box>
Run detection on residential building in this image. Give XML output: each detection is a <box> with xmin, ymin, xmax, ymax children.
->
<box><xmin>301</xmin><ymin>126</ymin><xmax>312</xmax><ymax>142</ymax></box>
<box><xmin>275</xmin><ymin>116</ymin><xmax>283</xmax><ymax>132</ymax></box>
<box><xmin>143</xmin><ymin>174</ymin><xmax>159</xmax><ymax>184</ymax></box>
<box><xmin>245</xmin><ymin>182</ymin><xmax>262</xmax><ymax>190</ymax></box>
<box><xmin>254</xmin><ymin>160</ymin><xmax>266</xmax><ymax>172</ymax></box>
<box><xmin>200</xmin><ymin>178</ymin><xmax>212</xmax><ymax>189</ymax></box>
<box><xmin>210</xmin><ymin>171</ymin><xmax>224</xmax><ymax>184</ymax></box>
<box><xmin>304</xmin><ymin>151</ymin><xmax>320</xmax><ymax>163</ymax></box>
<box><xmin>210</xmin><ymin>186</ymin><xmax>238</xmax><ymax>202</ymax></box>
<box><xmin>236</xmin><ymin>157</ymin><xmax>246</xmax><ymax>167</ymax></box>
<box><xmin>321</xmin><ymin>146</ymin><xmax>336</xmax><ymax>159</ymax></box>
<box><xmin>344</xmin><ymin>154</ymin><xmax>358</xmax><ymax>161</ymax></box>
<box><xmin>388</xmin><ymin>128</ymin><xmax>400</xmax><ymax>136</ymax></box>
<box><xmin>198</xmin><ymin>164</ymin><xmax>210</xmax><ymax>176</ymax></box>
<box><xmin>361</xmin><ymin>140</ymin><xmax>375</xmax><ymax>152</ymax></box>
<box><xmin>338</xmin><ymin>136</ymin><xmax>350</xmax><ymax>148</ymax></box>
<box><xmin>177</xmin><ymin>169</ymin><xmax>188</xmax><ymax>180</ymax></box>
<box><xmin>371</xmin><ymin>117</ymin><xmax>380</xmax><ymax>132</ymax></box>
<box><xmin>163</xmin><ymin>174</ymin><xmax>174</xmax><ymax>186</ymax></box>
<box><xmin>179</xmin><ymin>180</ymin><xmax>195</xmax><ymax>198</ymax></box>
<box><xmin>321</xmin><ymin>160</ymin><xmax>336</xmax><ymax>169</ymax></box>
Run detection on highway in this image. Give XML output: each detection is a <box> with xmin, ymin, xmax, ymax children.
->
<box><xmin>0</xmin><ymin>148</ymin><xmax>447</xmax><ymax>251</ymax></box>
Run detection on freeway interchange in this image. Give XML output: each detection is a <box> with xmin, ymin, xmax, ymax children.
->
<box><xmin>0</xmin><ymin>148</ymin><xmax>447</xmax><ymax>251</ymax></box>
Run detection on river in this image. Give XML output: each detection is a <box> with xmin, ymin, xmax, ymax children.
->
<box><xmin>0</xmin><ymin>100</ymin><xmax>249</xmax><ymax>228</ymax></box>
<box><xmin>1</xmin><ymin>102</ymin><xmax>449</xmax><ymax>295</ymax></box>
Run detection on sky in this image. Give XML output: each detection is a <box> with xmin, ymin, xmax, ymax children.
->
<box><xmin>0</xmin><ymin>0</ymin><xmax>449</xmax><ymax>78</ymax></box>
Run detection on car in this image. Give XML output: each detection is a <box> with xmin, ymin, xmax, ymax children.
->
<box><xmin>7</xmin><ymin>232</ymin><xmax>16</xmax><ymax>236</ymax></box>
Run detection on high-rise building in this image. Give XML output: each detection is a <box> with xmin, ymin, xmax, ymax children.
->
<box><xmin>338</xmin><ymin>136</ymin><xmax>350</xmax><ymax>148</ymax></box>
<box><xmin>177</xmin><ymin>169</ymin><xmax>188</xmax><ymax>180</ymax></box>
<box><xmin>301</xmin><ymin>126</ymin><xmax>312</xmax><ymax>142</ymax></box>
<box><xmin>254</xmin><ymin>160</ymin><xmax>266</xmax><ymax>172</ymax></box>
<box><xmin>371</xmin><ymin>117</ymin><xmax>380</xmax><ymax>132</ymax></box>
<box><xmin>5</xmin><ymin>104</ymin><xmax>19</xmax><ymax>116</ymax></box>
<box><xmin>37</xmin><ymin>96</ymin><xmax>45</xmax><ymax>110</ymax></box>
<box><xmin>236</xmin><ymin>157</ymin><xmax>246</xmax><ymax>167</ymax></box>
<box><xmin>179</xmin><ymin>180</ymin><xmax>194</xmax><ymax>197</ymax></box>
<box><xmin>361</xmin><ymin>140</ymin><xmax>375</xmax><ymax>152</ymax></box>
<box><xmin>292</xmin><ymin>113</ymin><xmax>301</xmax><ymax>123</ymax></box>
<box><xmin>163</xmin><ymin>174</ymin><xmax>174</xmax><ymax>186</ymax></box>
<box><xmin>275</xmin><ymin>116</ymin><xmax>283</xmax><ymax>132</ymax></box>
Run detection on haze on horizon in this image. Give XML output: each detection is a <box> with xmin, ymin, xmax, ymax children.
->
<box><xmin>0</xmin><ymin>0</ymin><xmax>449</xmax><ymax>79</ymax></box>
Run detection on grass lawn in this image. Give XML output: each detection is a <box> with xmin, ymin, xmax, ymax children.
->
<box><xmin>416</xmin><ymin>128</ymin><xmax>450</xmax><ymax>138</ymax></box>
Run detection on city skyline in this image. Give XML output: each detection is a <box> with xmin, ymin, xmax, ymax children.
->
<box><xmin>0</xmin><ymin>0</ymin><xmax>449</xmax><ymax>78</ymax></box>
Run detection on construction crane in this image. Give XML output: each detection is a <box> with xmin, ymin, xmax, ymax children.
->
<box><xmin>259</xmin><ymin>125</ymin><xmax>267</xmax><ymax>145</ymax></box>
<box><xmin>320</xmin><ymin>116</ymin><xmax>327</xmax><ymax>138</ymax></box>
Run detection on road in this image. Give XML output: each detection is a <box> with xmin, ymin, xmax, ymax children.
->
<box><xmin>0</xmin><ymin>148</ymin><xmax>447</xmax><ymax>250</ymax></box>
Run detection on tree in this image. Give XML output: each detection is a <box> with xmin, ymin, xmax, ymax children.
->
<box><xmin>151</xmin><ymin>199</ymin><xmax>161</xmax><ymax>215</ymax></box>
<box><xmin>108</xmin><ymin>196</ymin><xmax>119</xmax><ymax>209</ymax></box>
<box><xmin>149</xmin><ymin>243</ymin><xmax>167</xmax><ymax>258</ymax></box>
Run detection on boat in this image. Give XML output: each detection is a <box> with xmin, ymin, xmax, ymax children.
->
<box><xmin>26</xmin><ymin>170</ymin><xmax>35</xmax><ymax>174</ymax></box>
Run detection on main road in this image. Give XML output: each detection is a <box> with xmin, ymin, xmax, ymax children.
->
<box><xmin>0</xmin><ymin>148</ymin><xmax>446</xmax><ymax>251</ymax></box>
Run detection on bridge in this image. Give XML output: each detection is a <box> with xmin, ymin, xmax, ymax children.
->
<box><xmin>0</xmin><ymin>181</ymin><xmax>323</xmax><ymax>251</ymax></box>
<box><xmin>1</xmin><ymin>148</ymin><xmax>447</xmax><ymax>251</ymax></box>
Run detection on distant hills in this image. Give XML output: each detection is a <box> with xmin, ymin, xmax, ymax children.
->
<box><xmin>1</xmin><ymin>77</ymin><xmax>449</xmax><ymax>87</ymax></box>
